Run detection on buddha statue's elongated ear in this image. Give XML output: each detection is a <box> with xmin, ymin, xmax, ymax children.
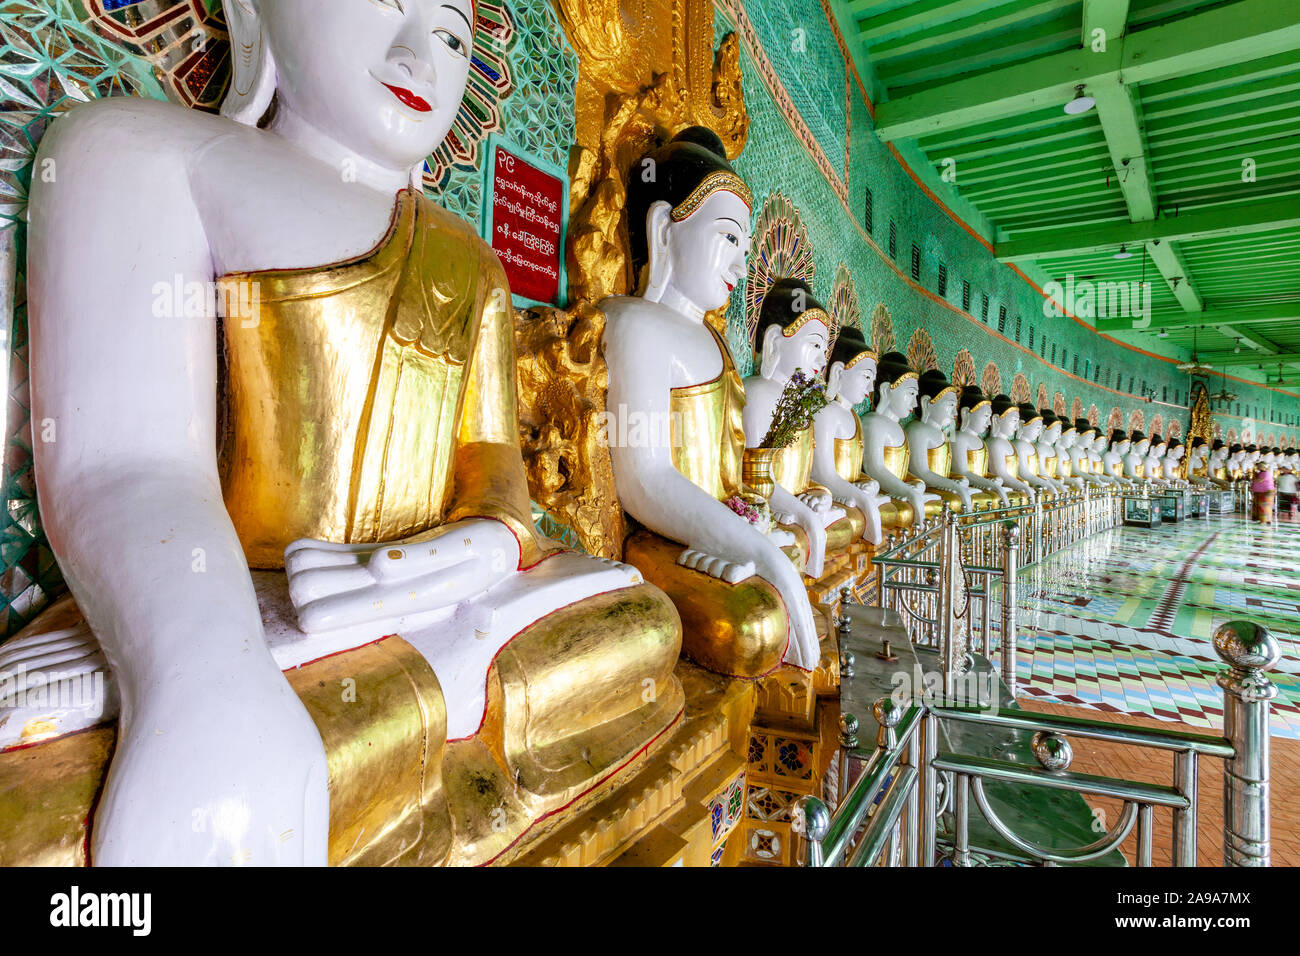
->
<box><xmin>642</xmin><ymin>201</ymin><xmax>674</xmax><ymax>299</ymax></box>
<box><xmin>759</xmin><ymin>323</ymin><xmax>782</xmax><ymax>378</ymax></box>
<box><xmin>826</xmin><ymin>362</ymin><xmax>845</xmax><ymax>401</ymax></box>
<box><xmin>221</xmin><ymin>0</ymin><xmax>277</xmax><ymax>126</ymax></box>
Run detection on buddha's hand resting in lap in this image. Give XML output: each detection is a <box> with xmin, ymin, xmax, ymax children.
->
<box><xmin>285</xmin><ymin>518</ymin><xmax>522</xmax><ymax>634</ymax></box>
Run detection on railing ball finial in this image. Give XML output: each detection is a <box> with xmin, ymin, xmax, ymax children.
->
<box><xmin>795</xmin><ymin>795</ymin><xmax>830</xmax><ymax>866</ymax></box>
<box><xmin>872</xmin><ymin>696</ymin><xmax>902</xmax><ymax>749</ymax></box>
<box><xmin>1030</xmin><ymin>731</ymin><xmax>1073</xmax><ymax>771</ymax></box>
<box><xmin>839</xmin><ymin>712</ymin><xmax>859</xmax><ymax>749</ymax></box>
<box><xmin>1002</xmin><ymin>519</ymin><xmax>1020</xmax><ymax>546</ymax></box>
<box><xmin>1213</xmin><ymin>620</ymin><xmax>1281</xmax><ymax>673</ymax></box>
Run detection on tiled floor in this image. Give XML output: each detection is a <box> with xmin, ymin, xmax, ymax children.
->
<box><xmin>1011</xmin><ymin>515</ymin><xmax>1300</xmax><ymax>738</ymax></box>
<box><xmin>1008</xmin><ymin>512</ymin><xmax>1300</xmax><ymax>866</ymax></box>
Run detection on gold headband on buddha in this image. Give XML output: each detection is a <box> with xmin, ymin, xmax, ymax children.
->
<box><xmin>781</xmin><ymin>307</ymin><xmax>832</xmax><ymax>338</ymax></box>
<box><xmin>962</xmin><ymin>399</ymin><xmax>991</xmax><ymax>415</ymax></box>
<box><xmin>844</xmin><ymin>349</ymin><xmax>878</xmax><ymax>370</ymax></box>
<box><xmin>887</xmin><ymin>371</ymin><xmax>919</xmax><ymax>387</ymax></box>
<box><xmin>924</xmin><ymin>384</ymin><xmax>957</xmax><ymax>405</ymax></box>
<box><xmin>670</xmin><ymin>170</ymin><xmax>754</xmax><ymax>221</ymax></box>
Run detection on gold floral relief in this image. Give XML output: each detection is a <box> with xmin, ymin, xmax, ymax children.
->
<box><xmin>513</xmin><ymin>1</ymin><xmax>750</xmax><ymax>558</ymax></box>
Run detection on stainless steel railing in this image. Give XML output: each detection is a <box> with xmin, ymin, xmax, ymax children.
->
<box><xmin>871</xmin><ymin>487</ymin><xmax>1122</xmax><ymax>699</ymax></box>
<box><xmin>798</xmin><ymin>620</ymin><xmax>1280</xmax><ymax>868</ymax></box>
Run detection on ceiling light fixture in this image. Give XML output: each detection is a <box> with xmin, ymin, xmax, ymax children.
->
<box><xmin>1114</xmin><ymin>243</ymin><xmax>1133</xmax><ymax>259</ymax></box>
<box><xmin>1064</xmin><ymin>84</ymin><xmax>1096</xmax><ymax>115</ymax></box>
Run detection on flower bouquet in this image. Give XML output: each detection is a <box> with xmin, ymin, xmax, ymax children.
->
<box><xmin>759</xmin><ymin>370</ymin><xmax>829</xmax><ymax>449</ymax></box>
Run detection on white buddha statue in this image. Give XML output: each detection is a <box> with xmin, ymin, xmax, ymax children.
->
<box><xmin>1088</xmin><ymin>431</ymin><xmax>1117</xmax><ymax>484</ymax></box>
<box><xmin>602</xmin><ymin>127</ymin><xmax>821</xmax><ymax>677</ymax></box>
<box><xmin>1244</xmin><ymin>444</ymin><xmax>1262</xmax><ymax>476</ymax></box>
<box><xmin>1163</xmin><ymin>439</ymin><xmax>1186</xmax><ymax>483</ymax></box>
<box><xmin>1227</xmin><ymin>444</ymin><xmax>1248</xmax><ymax>480</ymax></box>
<box><xmin>1033</xmin><ymin>409</ymin><xmax>1067</xmax><ymax>493</ymax></box>
<box><xmin>986</xmin><ymin>394</ymin><xmax>1036</xmax><ymax>502</ymax></box>
<box><xmin>810</xmin><ymin>325</ymin><xmax>887</xmax><ymax>545</ymax></box>
<box><xmin>861</xmin><ymin>352</ymin><xmax>939</xmax><ymax>529</ymax></box>
<box><xmin>1105</xmin><ymin>430</ymin><xmax>1133</xmax><ymax>485</ymax></box>
<box><xmin>742</xmin><ymin>280</ymin><xmax>857</xmax><ymax>580</ymax></box>
<box><xmin>1144</xmin><ymin>434</ymin><xmax>1169</xmax><ymax>486</ymax></box>
<box><xmin>1124</xmin><ymin>431</ymin><xmax>1151</xmax><ymax>482</ymax></box>
<box><xmin>905</xmin><ymin>370</ymin><xmax>974</xmax><ymax>513</ymax></box>
<box><xmin>1188</xmin><ymin>438</ymin><xmax>1212</xmax><ymax>485</ymax></box>
<box><xmin>950</xmin><ymin>385</ymin><xmax>1010</xmax><ymax>506</ymax></box>
<box><xmin>23</xmin><ymin>0</ymin><xmax>683</xmax><ymax>866</ymax></box>
<box><xmin>1014</xmin><ymin>404</ymin><xmax>1058</xmax><ymax>495</ymax></box>
<box><xmin>1068</xmin><ymin>420</ymin><xmax>1105</xmax><ymax>487</ymax></box>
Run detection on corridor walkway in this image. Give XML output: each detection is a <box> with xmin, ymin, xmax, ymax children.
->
<box><xmin>1013</xmin><ymin>515</ymin><xmax>1300</xmax><ymax>738</ymax></box>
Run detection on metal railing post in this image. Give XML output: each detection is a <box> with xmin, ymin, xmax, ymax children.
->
<box><xmin>798</xmin><ymin>796</ymin><xmax>829</xmax><ymax>867</ymax></box>
<box><xmin>1000</xmin><ymin>520</ymin><xmax>1020</xmax><ymax>699</ymax></box>
<box><xmin>1215</xmin><ymin>621</ymin><xmax>1280</xmax><ymax>867</ymax></box>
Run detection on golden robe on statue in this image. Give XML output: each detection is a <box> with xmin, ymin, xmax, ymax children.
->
<box><xmin>0</xmin><ymin>189</ymin><xmax>683</xmax><ymax>868</ymax></box>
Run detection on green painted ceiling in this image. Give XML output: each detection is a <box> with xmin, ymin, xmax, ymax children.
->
<box><xmin>833</xmin><ymin>0</ymin><xmax>1300</xmax><ymax>388</ymax></box>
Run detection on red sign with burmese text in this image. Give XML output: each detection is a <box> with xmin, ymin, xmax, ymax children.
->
<box><xmin>490</xmin><ymin>145</ymin><xmax>563</xmax><ymax>305</ymax></box>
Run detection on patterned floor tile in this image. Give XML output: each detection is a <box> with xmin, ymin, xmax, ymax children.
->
<box><xmin>1011</xmin><ymin>515</ymin><xmax>1300</xmax><ymax>739</ymax></box>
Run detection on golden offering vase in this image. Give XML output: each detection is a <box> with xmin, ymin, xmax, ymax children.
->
<box><xmin>742</xmin><ymin>446</ymin><xmax>779</xmax><ymax>499</ymax></box>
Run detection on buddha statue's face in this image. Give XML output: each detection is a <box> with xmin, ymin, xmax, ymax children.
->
<box><xmin>992</xmin><ymin>410</ymin><xmax>1018</xmax><ymax>438</ymax></box>
<box><xmin>255</xmin><ymin>0</ymin><xmax>475</xmax><ymax>173</ymax></box>
<box><xmin>764</xmin><ymin>318</ymin><xmax>829</xmax><ymax>381</ymax></box>
<box><xmin>961</xmin><ymin>404</ymin><xmax>993</xmax><ymax>436</ymax></box>
<box><xmin>1134</xmin><ymin>439</ymin><xmax>1150</xmax><ymax>455</ymax></box>
<box><xmin>832</xmin><ymin>358</ymin><xmax>876</xmax><ymax>407</ymax></box>
<box><xmin>1115</xmin><ymin>439</ymin><xmax>1131</xmax><ymax>455</ymax></box>
<box><xmin>1017</xmin><ymin>418</ymin><xmax>1043</xmax><ymax>442</ymax></box>
<box><xmin>649</xmin><ymin>190</ymin><xmax>751</xmax><ymax>313</ymax></box>
<box><xmin>881</xmin><ymin>377</ymin><xmax>919</xmax><ymax>420</ymax></box>
<box><xmin>919</xmin><ymin>391</ymin><xmax>957</xmax><ymax>429</ymax></box>
<box><xmin>1171</xmin><ymin>445</ymin><xmax>1185</xmax><ymax>461</ymax></box>
<box><xmin>1061</xmin><ymin>428</ymin><xmax>1077</xmax><ymax>449</ymax></box>
<box><xmin>1093</xmin><ymin>435</ymin><xmax>1107</xmax><ymax>454</ymax></box>
<box><xmin>1042</xmin><ymin>422</ymin><xmax>1062</xmax><ymax>444</ymax></box>
<box><xmin>1153</xmin><ymin>442</ymin><xmax>1167</xmax><ymax>457</ymax></box>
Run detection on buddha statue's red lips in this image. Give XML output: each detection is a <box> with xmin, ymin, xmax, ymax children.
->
<box><xmin>382</xmin><ymin>82</ymin><xmax>433</xmax><ymax>113</ymax></box>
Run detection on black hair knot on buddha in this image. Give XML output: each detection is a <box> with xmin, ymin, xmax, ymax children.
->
<box><xmin>1110</xmin><ymin>429</ymin><xmax>1128</xmax><ymax>444</ymax></box>
<box><xmin>918</xmin><ymin>369</ymin><xmax>955</xmax><ymax>405</ymax></box>
<box><xmin>959</xmin><ymin>385</ymin><xmax>990</xmax><ymax>419</ymax></box>
<box><xmin>1016</xmin><ymin>403</ymin><xmax>1042</xmax><ymax>426</ymax></box>
<box><xmin>626</xmin><ymin>125</ymin><xmax>748</xmax><ymax>276</ymax></box>
<box><xmin>755</xmin><ymin>278</ymin><xmax>829</xmax><ymax>353</ymax></box>
<box><xmin>1074</xmin><ymin>417</ymin><xmax>1095</xmax><ymax>436</ymax></box>
<box><xmin>990</xmin><ymin>394</ymin><xmax>1018</xmax><ymax>419</ymax></box>
<box><xmin>1039</xmin><ymin>408</ymin><xmax>1058</xmax><ymax>430</ymax></box>
<box><xmin>1130</xmin><ymin>430</ymin><xmax>1147</xmax><ymax>445</ymax></box>
<box><xmin>829</xmin><ymin>324</ymin><xmax>874</xmax><ymax>370</ymax></box>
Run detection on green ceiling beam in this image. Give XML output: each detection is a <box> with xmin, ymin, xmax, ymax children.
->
<box><xmin>1145</xmin><ymin>239</ymin><xmax>1203</xmax><ymax>312</ymax></box>
<box><xmin>870</xmin><ymin>0</ymin><xmax>1077</xmax><ymax>61</ymax></box>
<box><xmin>1193</xmin><ymin>349</ymin><xmax>1300</xmax><ymax>368</ymax></box>
<box><xmin>1094</xmin><ymin>301</ymin><xmax>1300</xmax><ymax>332</ymax></box>
<box><xmin>872</xmin><ymin>0</ymin><xmax>1300</xmax><ymax>141</ymax></box>
<box><xmin>1092</xmin><ymin>78</ymin><xmax>1157</xmax><ymax>220</ymax></box>
<box><xmin>1082</xmin><ymin>0</ymin><xmax>1130</xmax><ymax>46</ymax></box>
<box><xmin>995</xmin><ymin>194</ymin><xmax>1300</xmax><ymax>261</ymax></box>
<box><xmin>856</xmin><ymin>0</ymin><xmax>1010</xmax><ymax>43</ymax></box>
